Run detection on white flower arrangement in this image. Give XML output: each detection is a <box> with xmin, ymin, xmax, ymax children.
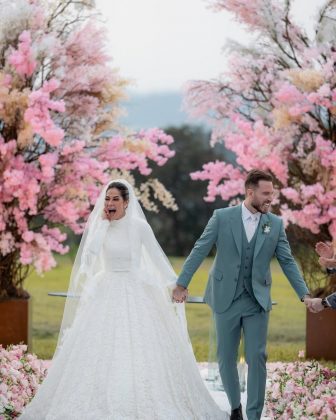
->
<box><xmin>262</xmin><ymin>222</ymin><xmax>271</xmax><ymax>234</ymax></box>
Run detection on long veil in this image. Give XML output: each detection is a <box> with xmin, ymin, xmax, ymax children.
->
<box><xmin>54</xmin><ymin>179</ymin><xmax>188</xmax><ymax>357</ymax></box>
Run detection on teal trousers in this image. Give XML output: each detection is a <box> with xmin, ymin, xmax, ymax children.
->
<box><xmin>214</xmin><ymin>292</ymin><xmax>269</xmax><ymax>420</ymax></box>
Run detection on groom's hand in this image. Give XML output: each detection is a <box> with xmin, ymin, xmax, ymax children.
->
<box><xmin>172</xmin><ymin>285</ymin><xmax>188</xmax><ymax>303</ymax></box>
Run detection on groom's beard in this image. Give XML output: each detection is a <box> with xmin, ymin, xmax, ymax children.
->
<box><xmin>251</xmin><ymin>200</ymin><xmax>271</xmax><ymax>214</ymax></box>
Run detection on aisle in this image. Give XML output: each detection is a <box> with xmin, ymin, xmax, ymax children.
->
<box><xmin>198</xmin><ymin>363</ymin><xmax>271</xmax><ymax>420</ymax></box>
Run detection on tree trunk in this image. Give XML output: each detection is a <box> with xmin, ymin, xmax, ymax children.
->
<box><xmin>0</xmin><ymin>252</ymin><xmax>30</xmax><ymax>300</ymax></box>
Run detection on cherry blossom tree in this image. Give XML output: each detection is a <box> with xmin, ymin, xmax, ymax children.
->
<box><xmin>0</xmin><ymin>0</ymin><xmax>176</xmax><ymax>298</ymax></box>
<box><xmin>185</xmin><ymin>0</ymin><xmax>336</xmax><ymax>294</ymax></box>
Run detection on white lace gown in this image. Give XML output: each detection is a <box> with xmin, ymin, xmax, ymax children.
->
<box><xmin>20</xmin><ymin>217</ymin><xmax>227</xmax><ymax>420</ymax></box>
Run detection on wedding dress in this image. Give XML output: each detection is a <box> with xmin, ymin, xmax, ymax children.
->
<box><xmin>20</xmin><ymin>180</ymin><xmax>227</xmax><ymax>420</ymax></box>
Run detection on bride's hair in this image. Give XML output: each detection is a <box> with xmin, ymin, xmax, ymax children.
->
<box><xmin>107</xmin><ymin>181</ymin><xmax>129</xmax><ymax>201</ymax></box>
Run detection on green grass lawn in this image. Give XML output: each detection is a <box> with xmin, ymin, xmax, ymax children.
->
<box><xmin>25</xmin><ymin>255</ymin><xmax>311</xmax><ymax>362</ymax></box>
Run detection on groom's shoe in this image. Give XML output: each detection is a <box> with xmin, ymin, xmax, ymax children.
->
<box><xmin>230</xmin><ymin>404</ymin><xmax>243</xmax><ymax>420</ymax></box>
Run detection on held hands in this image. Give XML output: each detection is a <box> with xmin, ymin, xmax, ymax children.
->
<box><xmin>305</xmin><ymin>298</ymin><xmax>325</xmax><ymax>313</ymax></box>
<box><xmin>303</xmin><ymin>294</ymin><xmax>329</xmax><ymax>313</ymax></box>
<box><xmin>172</xmin><ymin>285</ymin><xmax>188</xmax><ymax>303</ymax></box>
<box><xmin>303</xmin><ymin>296</ymin><xmax>315</xmax><ymax>313</ymax></box>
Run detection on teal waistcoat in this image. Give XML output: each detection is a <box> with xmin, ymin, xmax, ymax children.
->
<box><xmin>233</xmin><ymin>219</ymin><xmax>259</xmax><ymax>300</ymax></box>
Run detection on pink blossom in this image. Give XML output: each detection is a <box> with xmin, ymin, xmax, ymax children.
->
<box><xmin>39</xmin><ymin>152</ymin><xmax>58</xmax><ymax>179</ymax></box>
<box><xmin>24</xmin><ymin>79</ymin><xmax>65</xmax><ymax>147</ymax></box>
<box><xmin>184</xmin><ymin>1</ymin><xmax>336</xmax><ymax>240</ymax></box>
<box><xmin>275</xmin><ymin>83</ymin><xmax>304</xmax><ymax>104</ymax></box>
<box><xmin>61</xmin><ymin>140</ymin><xmax>85</xmax><ymax>156</ymax></box>
<box><xmin>22</xmin><ymin>231</ymin><xmax>34</xmax><ymax>243</ymax></box>
<box><xmin>8</xmin><ymin>31</ymin><xmax>37</xmax><ymax>78</ymax></box>
<box><xmin>0</xmin><ymin>232</ymin><xmax>15</xmax><ymax>255</ymax></box>
<box><xmin>0</xmin><ymin>8</ymin><xmax>176</xmax><ymax>285</ymax></box>
<box><xmin>0</xmin><ymin>345</ymin><xmax>47</xmax><ymax>417</ymax></box>
<box><xmin>19</xmin><ymin>243</ymin><xmax>34</xmax><ymax>265</ymax></box>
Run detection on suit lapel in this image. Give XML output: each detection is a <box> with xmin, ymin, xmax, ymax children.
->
<box><xmin>253</xmin><ymin>213</ymin><xmax>270</xmax><ymax>260</ymax></box>
<box><xmin>230</xmin><ymin>205</ymin><xmax>242</xmax><ymax>257</ymax></box>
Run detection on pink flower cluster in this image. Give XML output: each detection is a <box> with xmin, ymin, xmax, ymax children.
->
<box><xmin>8</xmin><ymin>31</ymin><xmax>36</xmax><ymax>78</ymax></box>
<box><xmin>0</xmin><ymin>11</ymin><xmax>176</xmax><ymax>282</ymax></box>
<box><xmin>185</xmin><ymin>1</ymin><xmax>336</xmax><ymax>238</ymax></box>
<box><xmin>0</xmin><ymin>345</ymin><xmax>47</xmax><ymax>419</ymax></box>
<box><xmin>191</xmin><ymin>162</ymin><xmax>245</xmax><ymax>202</ymax></box>
<box><xmin>24</xmin><ymin>78</ymin><xmax>65</xmax><ymax>147</ymax></box>
<box><xmin>266</xmin><ymin>358</ymin><xmax>336</xmax><ymax>419</ymax></box>
<box><xmin>97</xmin><ymin>129</ymin><xmax>175</xmax><ymax>176</ymax></box>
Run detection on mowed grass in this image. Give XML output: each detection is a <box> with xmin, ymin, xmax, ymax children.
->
<box><xmin>24</xmin><ymin>255</ymin><xmax>311</xmax><ymax>362</ymax></box>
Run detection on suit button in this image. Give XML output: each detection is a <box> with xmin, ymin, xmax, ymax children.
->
<box><xmin>234</xmin><ymin>278</ymin><xmax>238</xmax><ymax>282</ymax></box>
<box><xmin>245</xmin><ymin>266</ymin><xmax>248</xmax><ymax>269</ymax></box>
<box><xmin>237</xmin><ymin>265</ymin><xmax>240</xmax><ymax>269</ymax></box>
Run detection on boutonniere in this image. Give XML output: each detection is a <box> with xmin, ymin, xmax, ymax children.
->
<box><xmin>262</xmin><ymin>222</ymin><xmax>271</xmax><ymax>234</ymax></box>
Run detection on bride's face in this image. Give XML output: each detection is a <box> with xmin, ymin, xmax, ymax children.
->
<box><xmin>104</xmin><ymin>188</ymin><xmax>128</xmax><ymax>220</ymax></box>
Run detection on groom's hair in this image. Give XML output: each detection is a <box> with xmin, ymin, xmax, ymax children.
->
<box><xmin>245</xmin><ymin>169</ymin><xmax>273</xmax><ymax>189</ymax></box>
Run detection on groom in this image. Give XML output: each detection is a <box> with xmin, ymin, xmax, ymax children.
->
<box><xmin>173</xmin><ymin>169</ymin><xmax>311</xmax><ymax>420</ymax></box>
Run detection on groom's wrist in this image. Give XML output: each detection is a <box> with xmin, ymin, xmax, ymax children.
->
<box><xmin>301</xmin><ymin>293</ymin><xmax>311</xmax><ymax>302</ymax></box>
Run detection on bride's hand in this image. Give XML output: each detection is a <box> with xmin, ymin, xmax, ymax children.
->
<box><xmin>172</xmin><ymin>285</ymin><xmax>188</xmax><ymax>303</ymax></box>
<box><xmin>102</xmin><ymin>209</ymin><xmax>112</xmax><ymax>221</ymax></box>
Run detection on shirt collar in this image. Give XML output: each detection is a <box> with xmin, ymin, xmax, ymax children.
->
<box><xmin>242</xmin><ymin>201</ymin><xmax>261</xmax><ymax>222</ymax></box>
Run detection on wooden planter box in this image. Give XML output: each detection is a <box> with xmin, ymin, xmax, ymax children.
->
<box><xmin>306</xmin><ymin>307</ymin><xmax>336</xmax><ymax>361</ymax></box>
<box><xmin>0</xmin><ymin>298</ymin><xmax>32</xmax><ymax>350</ymax></box>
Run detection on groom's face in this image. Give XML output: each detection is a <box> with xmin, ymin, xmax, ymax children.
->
<box><xmin>249</xmin><ymin>180</ymin><xmax>274</xmax><ymax>214</ymax></box>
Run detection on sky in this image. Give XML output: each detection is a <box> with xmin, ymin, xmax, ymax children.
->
<box><xmin>95</xmin><ymin>0</ymin><xmax>324</xmax><ymax>94</ymax></box>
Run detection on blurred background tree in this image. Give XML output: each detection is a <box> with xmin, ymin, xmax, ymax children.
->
<box><xmin>185</xmin><ymin>0</ymin><xmax>336</xmax><ymax>296</ymax></box>
<box><xmin>0</xmin><ymin>0</ymin><xmax>176</xmax><ymax>299</ymax></box>
<box><xmin>138</xmin><ymin>124</ymin><xmax>232</xmax><ymax>256</ymax></box>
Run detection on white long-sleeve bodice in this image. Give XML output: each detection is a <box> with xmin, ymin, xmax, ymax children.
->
<box><xmin>102</xmin><ymin>218</ymin><xmax>132</xmax><ymax>272</ymax></box>
<box><xmin>81</xmin><ymin>216</ymin><xmax>177</xmax><ymax>289</ymax></box>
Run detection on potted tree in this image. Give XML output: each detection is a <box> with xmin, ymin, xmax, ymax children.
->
<box><xmin>182</xmin><ymin>1</ymin><xmax>336</xmax><ymax>359</ymax></box>
<box><xmin>0</xmin><ymin>0</ymin><xmax>176</xmax><ymax>349</ymax></box>
<box><xmin>300</xmin><ymin>239</ymin><xmax>336</xmax><ymax>360</ymax></box>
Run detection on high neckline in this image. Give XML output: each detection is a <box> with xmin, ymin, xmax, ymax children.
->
<box><xmin>110</xmin><ymin>214</ymin><xmax>128</xmax><ymax>225</ymax></box>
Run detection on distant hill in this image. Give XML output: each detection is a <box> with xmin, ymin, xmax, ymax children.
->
<box><xmin>121</xmin><ymin>91</ymin><xmax>204</xmax><ymax>130</ymax></box>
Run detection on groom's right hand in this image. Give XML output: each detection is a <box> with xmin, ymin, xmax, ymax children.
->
<box><xmin>172</xmin><ymin>285</ymin><xmax>188</xmax><ymax>303</ymax></box>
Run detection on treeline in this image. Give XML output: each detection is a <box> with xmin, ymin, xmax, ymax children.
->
<box><xmin>139</xmin><ymin>125</ymin><xmax>233</xmax><ymax>256</ymax></box>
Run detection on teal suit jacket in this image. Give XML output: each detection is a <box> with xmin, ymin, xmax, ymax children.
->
<box><xmin>177</xmin><ymin>205</ymin><xmax>309</xmax><ymax>313</ymax></box>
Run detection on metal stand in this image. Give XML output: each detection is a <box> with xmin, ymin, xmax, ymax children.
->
<box><xmin>48</xmin><ymin>292</ymin><xmax>276</xmax><ymax>393</ymax></box>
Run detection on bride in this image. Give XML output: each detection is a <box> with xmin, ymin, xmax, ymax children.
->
<box><xmin>20</xmin><ymin>179</ymin><xmax>227</xmax><ymax>420</ymax></box>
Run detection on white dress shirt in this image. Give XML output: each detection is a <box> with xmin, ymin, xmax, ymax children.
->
<box><xmin>242</xmin><ymin>202</ymin><xmax>261</xmax><ymax>242</ymax></box>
